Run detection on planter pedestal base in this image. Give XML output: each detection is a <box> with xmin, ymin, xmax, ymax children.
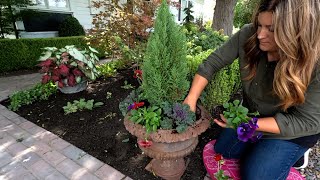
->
<box><xmin>124</xmin><ymin>105</ymin><xmax>211</xmax><ymax>179</ymax></box>
<box><xmin>146</xmin><ymin>159</ymin><xmax>185</xmax><ymax>180</ymax></box>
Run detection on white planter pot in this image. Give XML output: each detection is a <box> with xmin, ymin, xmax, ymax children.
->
<box><xmin>58</xmin><ymin>80</ymin><xmax>87</xmax><ymax>94</ymax></box>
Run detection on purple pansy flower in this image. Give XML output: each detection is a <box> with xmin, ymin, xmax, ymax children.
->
<box><xmin>237</xmin><ymin>118</ymin><xmax>262</xmax><ymax>142</ymax></box>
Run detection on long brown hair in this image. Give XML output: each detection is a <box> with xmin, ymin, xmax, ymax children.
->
<box><xmin>244</xmin><ymin>0</ymin><xmax>320</xmax><ymax>110</ymax></box>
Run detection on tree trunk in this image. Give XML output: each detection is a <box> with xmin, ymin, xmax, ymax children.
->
<box><xmin>8</xmin><ymin>4</ymin><xmax>19</xmax><ymax>39</ymax></box>
<box><xmin>212</xmin><ymin>0</ymin><xmax>237</xmax><ymax>36</ymax></box>
<box><xmin>0</xmin><ymin>7</ymin><xmax>5</xmax><ymax>38</ymax></box>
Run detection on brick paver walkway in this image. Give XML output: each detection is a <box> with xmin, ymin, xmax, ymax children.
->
<box><xmin>0</xmin><ymin>73</ymin><xmax>131</xmax><ymax>180</ymax></box>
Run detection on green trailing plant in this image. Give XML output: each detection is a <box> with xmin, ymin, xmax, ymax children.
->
<box><xmin>129</xmin><ymin>106</ymin><xmax>162</xmax><ymax>134</ymax></box>
<box><xmin>223</xmin><ymin>100</ymin><xmax>259</xmax><ymax>128</ymax></box>
<box><xmin>142</xmin><ymin>0</ymin><xmax>189</xmax><ymax>106</ymax></box>
<box><xmin>63</xmin><ymin>98</ymin><xmax>104</xmax><ymax>114</ymax></box>
<box><xmin>8</xmin><ymin>82</ymin><xmax>57</xmax><ymax>111</ymax></box>
<box><xmin>58</xmin><ymin>16</ymin><xmax>85</xmax><ymax>37</ymax></box>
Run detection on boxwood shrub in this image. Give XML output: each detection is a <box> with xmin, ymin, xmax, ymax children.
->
<box><xmin>0</xmin><ymin>36</ymin><xmax>104</xmax><ymax>73</ymax></box>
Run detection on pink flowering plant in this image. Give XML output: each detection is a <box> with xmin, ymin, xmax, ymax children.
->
<box><xmin>223</xmin><ymin>100</ymin><xmax>261</xmax><ymax>142</ymax></box>
<box><xmin>38</xmin><ymin>45</ymin><xmax>100</xmax><ymax>88</ymax></box>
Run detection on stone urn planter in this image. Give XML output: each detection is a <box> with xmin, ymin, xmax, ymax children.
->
<box><xmin>124</xmin><ymin>105</ymin><xmax>211</xmax><ymax>180</ymax></box>
<box><xmin>58</xmin><ymin>80</ymin><xmax>87</xmax><ymax>94</ymax></box>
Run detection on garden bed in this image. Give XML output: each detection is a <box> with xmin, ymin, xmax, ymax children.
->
<box><xmin>1</xmin><ymin>68</ymin><xmax>223</xmax><ymax>180</ymax></box>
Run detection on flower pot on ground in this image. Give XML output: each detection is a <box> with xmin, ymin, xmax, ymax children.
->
<box><xmin>124</xmin><ymin>105</ymin><xmax>210</xmax><ymax>180</ymax></box>
<box><xmin>119</xmin><ymin>1</ymin><xmax>211</xmax><ymax>179</ymax></box>
<box><xmin>38</xmin><ymin>45</ymin><xmax>100</xmax><ymax>94</ymax></box>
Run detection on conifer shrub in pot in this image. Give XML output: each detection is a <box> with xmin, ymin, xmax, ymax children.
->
<box><xmin>120</xmin><ymin>1</ymin><xmax>211</xmax><ymax>179</ymax></box>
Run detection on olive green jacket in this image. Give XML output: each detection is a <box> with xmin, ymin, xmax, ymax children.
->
<box><xmin>197</xmin><ymin>24</ymin><xmax>320</xmax><ymax>140</ymax></box>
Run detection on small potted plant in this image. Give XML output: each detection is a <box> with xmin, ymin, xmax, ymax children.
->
<box><xmin>120</xmin><ymin>1</ymin><xmax>211</xmax><ymax>179</ymax></box>
<box><xmin>38</xmin><ymin>45</ymin><xmax>100</xmax><ymax>94</ymax></box>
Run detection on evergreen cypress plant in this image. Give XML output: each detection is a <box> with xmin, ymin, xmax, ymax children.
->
<box><xmin>142</xmin><ymin>0</ymin><xmax>189</xmax><ymax>106</ymax></box>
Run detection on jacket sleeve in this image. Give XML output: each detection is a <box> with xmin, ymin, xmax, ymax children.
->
<box><xmin>274</xmin><ymin>71</ymin><xmax>320</xmax><ymax>137</ymax></box>
<box><xmin>197</xmin><ymin>25</ymin><xmax>249</xmax><ymax>81</ymax></box>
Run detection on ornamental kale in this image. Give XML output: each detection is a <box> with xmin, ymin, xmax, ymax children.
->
<box><xmin>162</xmin><ymin>102</ymin><xmax>196</xmax><ymax>133</ymax></box>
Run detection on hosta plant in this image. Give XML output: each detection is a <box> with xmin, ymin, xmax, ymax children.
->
<box><xmin>38</xmin><ymin>45</ymin><xmax>100</xmax><ymax>88</ymax></box>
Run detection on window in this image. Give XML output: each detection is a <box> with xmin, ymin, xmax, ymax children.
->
<box><xmin>48</xmin><ymin>0</ymin><xmax>67</xmax><ymax>8</ymax></box>
<box><xmin>32</xmin><ymin>0</ymin><xmax>69</xmax><ymax>10</ymax></box>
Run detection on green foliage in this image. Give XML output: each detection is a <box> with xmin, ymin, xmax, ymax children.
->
<box><xmin>234</xmin><ymin>0</ymin><xmax>259</xmax><ymax>28</ymax></box>
<box><xmin>106</xmin><ymin>92</ymin><xmax>112</xmax><ymax>99</ymax></box>
<box><xmin>183</xmin><ymin>1</ymin><xmax>194</xmax><ymax>31</ymax></box>
<box><xmin>186</xmin><ymin>49</ymin><xmax>241</xmax><ymax>112</ymax></box>
<box><xmin>184</xmin><ymin>26</ymin><xmax>227</xmax><ymax>55</ymax></box>
<box><xmin>113</xmin><ymin>36</ymin><xmax>146</xmax><ymax>68</ymax></box>
<box><xmin>215</xmin><ymin>169</ymin><xmax>230</xmax><ymax>180</ymax></box>
<box><xmin>130</xmin><ymin>106</ymin><xmax>162</xmax><ymax>134</ymax></box>
<box><xmin>58</xmin><ymin>16</ymin><xmax>85</xmax><ymax>37</ymax></box>
<box><xmin>8</xmin><ymin>82</ymin><xmax>57</xmax><ymax>111</ymax></box>
<box><xmin>204</xmin><ymin>59</ymin><xmax>241</xmax><ymax>112</ymax></box>
<box><xmin>121</xmin><ymin>81</ymin><xmax>134</xmax><ymax>89</ymax></box>
<box><xmin>119</xmin><ymin>88</ymin><xmax>143</xmax><ymax>116</ymax></box>
<box><xmin>96</xmin><ymin>62</ymin><xmax>117</xmax><ymax>78</ymax></box>
<box><xmin>87</xmin><ymin>0</ymin><xmax>158</xmax><ymax>57</ymax></box>
<box><xmin>38</xmin><ymin>45</ymin><xmax>100</xmax><ymax>86</ymax></box>
<box><xmin>0</xmin><ymin>0</ymin><xmax>35</xmax><ymax>39</ymax></box>
<box><xmin>142</xmin><ymin>1</ymin><xmax>189</xmax><ymax>106</ymax></box>
<box><xmin>63</xmin><ymin>98</ymin><xmax>104</xmax><ymax>115</ymax></box>
<box><xmin>223</xmin><ymin>100</ymin><xmax>259</xmax><ymax>128</ymax></box>
<box><xmin>0</xmin><ymin>36</ymin><xmax>104</xmax><ymax>74</ymax></box>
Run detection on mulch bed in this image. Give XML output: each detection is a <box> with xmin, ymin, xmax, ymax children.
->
<box><xmin>1</xmin><ymin>68</ymin><xmax>223</xmax><ymax>180</ymax></box>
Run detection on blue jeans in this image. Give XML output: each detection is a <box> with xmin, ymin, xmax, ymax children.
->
<box><xmin>214</xmin><ymin>128</ymin><xmax>307</xmax><ymax>180</ymax></box>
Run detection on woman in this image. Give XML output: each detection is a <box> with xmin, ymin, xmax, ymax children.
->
<box><xmin>184</xmin><ymin>0</ymin><xmax>320</xmax><ymax>179</ymax></box>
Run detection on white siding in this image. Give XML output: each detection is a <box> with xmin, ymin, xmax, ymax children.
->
<box><xmin>69</xmin><ymin>0</ymin><xmax>93</xmax><ymax>30</ymax></box>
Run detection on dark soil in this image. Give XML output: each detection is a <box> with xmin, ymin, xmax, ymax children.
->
<box><xmin>1</xmin><ymin>69</ymin><xmax>223</xmax><ymax>180</ymax></box>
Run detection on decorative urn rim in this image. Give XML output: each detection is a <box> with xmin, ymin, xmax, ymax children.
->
<box><xmin>123</xmin><ymin>105</ymin><xmax>211</xmax><ymax>143</ymax></box>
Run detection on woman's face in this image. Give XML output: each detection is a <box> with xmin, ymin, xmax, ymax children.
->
<box><xmin>257</xmin><ymin>11</ymin><xmax>278</xmax><ymax>53</ymax></box>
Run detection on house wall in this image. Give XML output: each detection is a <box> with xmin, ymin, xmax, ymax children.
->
<box><xmin>69</xmin><ymin>0</ymin><xmax>93</xmax><ymax>30</ymax></box>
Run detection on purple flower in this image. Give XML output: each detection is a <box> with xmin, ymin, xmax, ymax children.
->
<box><xmin>249</xmin><ymin>132</ymin><xmax>263</xmax><ymax>143</ymax></box>
<box><xmin>237</xmin><ymin>118</ymin><xmax>261</xmax><ymax>142</ymax></box>
<box><xmin>127</xmin><ymin>104</ymin><xmax>135</xmax><ymax>111</ymax></box>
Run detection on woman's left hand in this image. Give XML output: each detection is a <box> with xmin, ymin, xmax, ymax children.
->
<box><xmin>214</xmin><ymin>114</ymin><xmax>228</xmax><ymax>128</ymax></box>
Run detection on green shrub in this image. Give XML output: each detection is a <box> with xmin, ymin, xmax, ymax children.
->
<box><xmin>234</xmin><ymin>0</ymin><xmax>259</xmax><ymax>28</ymax></box>
<box><xmin>184</xmin><ymin>26</ymin><xmax>227</xmax><ymax>56</ymax></box>
<box><xmin>0</xmin><ymin>36</ymin><xmax>104</xmax><ymax>73</ymax></box>
<box><xmin>142</xmin><ymin>1</ymin><xmax>189</xmax><ymax>106</ymax></box>
<box><xmin>187</xmin><ymin>49</ymin><xmax>241</xmax><ymax>113</ymax></box>
<box><xmin>8</xmin><ymin>82</ymin><xmax>57</xmax><ymax>111</ymax></box>
<box><xmin>58</xmin><ymin>16</ymin><xmax>85</xmax><ymax>37</ymax></box>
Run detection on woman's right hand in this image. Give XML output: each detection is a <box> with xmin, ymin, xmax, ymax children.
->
<box><xmin>183</xmin><ymin>96</ymin><xmax>197</xmax><ymax>112</ymax></box>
